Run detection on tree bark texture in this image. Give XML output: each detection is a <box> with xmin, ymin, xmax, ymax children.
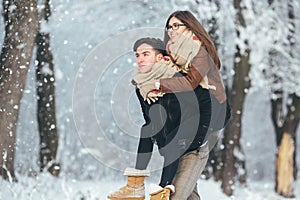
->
<box><xmin>0</xmin><ymin>0</ymin><xmax>39</xmax><ymax>181</ymax></box>
<box><xmin>219</xmin><ymin>0</ymin><xmax>250</xmax><ymax>196</ymax></box>
<box><xmin>275</xmin><ymin>94</ymin><xmax>300</xmax><ymax>198</ymax></box>
<box><xmin>269</xmin><ymin>0</ymin><xmax>298</xmax><ymax>197</ymax></box>
<box><xmin>35</xmin><ymin>0</ymin><xmax>60</xmax><ymax>177</ymax></box>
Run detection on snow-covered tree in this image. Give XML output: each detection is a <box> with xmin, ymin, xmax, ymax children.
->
<box><xmin>0</xmin><ymin>0</ymin><xmax>39</xmax><ymax>181</ymax></box>
<box><xmin>35</xmin><ymin>0</ymin><xmax>60</xmax><ymax>177</ymax></box>
<box><xmin>265</xmin><ymin>0</ymin><xmax>299</xmax><ymax>197</ymax></box>
<box><xmin>237</xmin><ymin>0</ymin><xmax>300</xmax><ymax>197</ymax></box>
<box><xmin>217</xmin><ymin>0</ymin><xmax>250</xmax><ymax>195</ymax></box>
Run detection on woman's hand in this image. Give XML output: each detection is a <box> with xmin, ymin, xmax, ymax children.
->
<box><xmin>146</xmin><ymin>90</ymin><xmax>164</xmax><ymax>104</ymax></box>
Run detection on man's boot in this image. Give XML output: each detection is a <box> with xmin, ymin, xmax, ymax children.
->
<box><xmin>107</xmin><ymin>168</ymin><xmax>150</xmax><ymax>200</ymax></box>
<box><xmin>149</xmin><ymin>184</ymin><xmax>175</xmax><ymax>200</ymax></box>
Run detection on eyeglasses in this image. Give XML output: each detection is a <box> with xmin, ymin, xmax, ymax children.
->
<box><xmin>165</xmin><ymin>23</ymin><xmax>186</xmax><ymax>31</ymax></box>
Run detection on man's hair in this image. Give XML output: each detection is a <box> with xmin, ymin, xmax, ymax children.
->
<box><xmin>133</xmin><ymin>37</ymin><xmax>167</xmax><ymax>56</ymax></box>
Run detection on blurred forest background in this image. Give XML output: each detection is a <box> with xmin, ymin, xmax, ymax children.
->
<box><xmin>0</xmin><ymin>0</ymin><xmax>299</xmax><ymax>199</ymax></box>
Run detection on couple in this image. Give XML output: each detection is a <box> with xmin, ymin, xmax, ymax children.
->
<box><xmin>108</xmin><ymin>10</ymin><xmax>230</xmax><ymax>200</ymax></box>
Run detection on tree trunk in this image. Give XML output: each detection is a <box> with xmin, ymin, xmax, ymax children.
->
<box><xmin>269</xmin><ymin>0</ymin><xmax>298</xmax><ymax>197</ymax></box>
<box><xmin>35</xmin><ymin>0</ymin><xmax>60</xmax><ymax>177</ymax></box>
<box><xmin>219</xmin><ymin>0</ymin><xmax>250</xmax><ymax>195</ymax></box>
<box><xmin>276</xmin><ymin>133</ymin><xmax>294</xmax><ymax>198</ymax></box>
<box><xmin>286</xmin><ymin>0</ymin><xmax>297</xmax><ymax>183</ymax></box>
<box><xmin>0</xmin><ymin>0</ymin><xmax>38</xmax><ymax>181</ymax></box>
<box><xmin>275</xmin><ymin>94</ymin><xmax>300</xmax><ymax>198</ymax></box>
<box><xmin>220</xmin><ymin>50</ymin><xmax>250</xmax><ymax>194</ymax></box>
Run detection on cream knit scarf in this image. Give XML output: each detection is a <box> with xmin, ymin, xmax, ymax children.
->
<box><xmin>167</xmin><ymin>29</ymin><xmax>209</xmax><ymax>89</ymax></box>
<box><xmin>133</xmin><ymin>57</ymin><xmax>179</xmax><ymax>99</ymax></box>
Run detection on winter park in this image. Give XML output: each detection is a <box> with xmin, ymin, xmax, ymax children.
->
<box><xmin>0</xmin><ymin>0</ymin><xmax>300</xmax><ymax>199</ymax></box>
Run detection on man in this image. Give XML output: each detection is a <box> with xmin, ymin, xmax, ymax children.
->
<box><xmin>107</xmin><ymin>38</ymin><xmax>177</xmax><ymax>200</ymax></box>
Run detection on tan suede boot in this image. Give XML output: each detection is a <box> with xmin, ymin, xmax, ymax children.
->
<box><xmin>149</xmin><ymin>184</ymin><xmax>175</xmax><ymax>200</ymax></box>
<box><xmin>107</xmin><ymin>168</ymin><xmax>150</xmax><ymax>200</ymax></box>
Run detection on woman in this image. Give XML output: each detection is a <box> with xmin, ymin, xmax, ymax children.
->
<box><xmin>150</xmin><ymin>10</ymin><xmax>230</xmax><ymax>200</ymax></box>
<box><xmin>108</xmin><ymin>10</ymin><xmax>230</xmax><ymax>200</ymax></box>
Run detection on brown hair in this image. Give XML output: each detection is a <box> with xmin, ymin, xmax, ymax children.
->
<box><xmin>164</xmin><ymin>10</ymin><xmax>221</xmax><ymax>69</ymax></box>
<box><xmin>133</xmin><ymin>37</ymin><xmax>167</xmax><ymax>56</ymax></box>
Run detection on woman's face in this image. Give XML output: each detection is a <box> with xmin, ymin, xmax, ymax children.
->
<box><xmin>167</xmin><ymin>16</ymin><xmax>187</xmax><ymax>42</ymax></box>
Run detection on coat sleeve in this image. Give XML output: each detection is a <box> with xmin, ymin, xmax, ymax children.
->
<box><xmin>160</xmin><ymin>47</ymin><xmax>211</xmax><ymax>93</ymax></box>
<box><xmin>136</xmin><ymin>89</ymin><xmax>166</xmax><ymax>170</ymax></box>
<box><xmin>136</xmin><ymin>89</ymin><xmax>151</xmax><ymax>125</ymax></box>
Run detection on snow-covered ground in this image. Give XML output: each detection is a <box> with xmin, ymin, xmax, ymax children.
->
<box><xmin>1</xmin><ymin>173</ymin><xmax>299</xmax><ymax>200</ymax></box>
<box><xmin>0</xmin><ymin>0</ymin><xmax>300</xmax><ymax>199</ymax></box>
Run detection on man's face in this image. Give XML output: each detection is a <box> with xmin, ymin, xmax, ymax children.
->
<box><xmin>135</xmin><ymin>43</ymin><xmax>162</xmax><ymax>73</ymax></box>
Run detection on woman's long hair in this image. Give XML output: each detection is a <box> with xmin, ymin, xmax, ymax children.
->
<box><xmin>164</xmin><ymin>10</ymin><xmax>221</xmax><ymax>69</ymax></box>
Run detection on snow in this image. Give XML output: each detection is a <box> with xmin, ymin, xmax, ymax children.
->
<box><xmin>1</xmin><ymin>174</ymin><xmax>299</xmax><ymax>200</ymax></box>
<box><xmin>0</xmin><ymin>0</ymin><xmax>300</xmax><ymax>199</ymax></box>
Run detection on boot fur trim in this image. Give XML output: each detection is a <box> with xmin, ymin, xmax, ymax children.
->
<box><xmin>123</xmin><ymin>167</ymin><xmax>150</xmax><ymax>176</ymax></box>
<box><xmin>149</xmin><ymin>184</ymin><xmax>163</xmax><ymax>195</ymax></box>
<box><xmin>149</xmin><ymin>184</ymin><xmax>175</xmax><ymax>195</ymax></box>
<box><xmin>165</xmin><ymin>185</ymin><xmax>175</xmax><ymax>193</ymax></box>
